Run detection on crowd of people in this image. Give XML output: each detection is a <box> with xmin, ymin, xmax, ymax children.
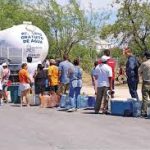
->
<box><xmin>17</xmin><ymin>54</ymin><xmax>83</xmax><ymax>112</ymax></box>
<box><xmin>0</xmin><ymin>48</ymin><xmax>150</xmax><ymax>118</ymax></box>
<box><xmin>92</xmin><ymin>48</ymin><xmax>150</xmax><ymax>117</ymax></box>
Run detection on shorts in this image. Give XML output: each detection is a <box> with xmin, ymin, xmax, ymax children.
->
<box><xmin>49</xmin><ymin>85</ymin><xmax>58</xmax><ymax>92</ymax></box>
<box><xmin>19</xmin><ymin>83</ymin><xmax>31</xmax><ymax>92</ymax></box>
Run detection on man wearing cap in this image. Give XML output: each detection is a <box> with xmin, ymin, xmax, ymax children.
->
<box><xmin>94</xmin><ymin>55</ymin><xmax>112</xmax><ymax>114</ymax></box>
<box><xmin>139</xmin><ymin>51</ymin><xmax>150</xmax><ymax>117</ymax></box>
<box><xmin>1</xmin><ymin>63</ymin><xmax>10</xmax><ymax>83</ymax></box>
<box><xmin>124</xmin><ymin>48</ymin><xmax>140</xmax><ymax>100</ymax></box>
<box><xmin>98</xmin><ymin>49</ymin><xmax>116</xmax><ymax>97</ymax></box>
<box><xmin>1</xmin><ymin>63</ymin><xmax>10</xmax><ymax>102</ymax></box>
<box><xmin>48</xmin><ymin>59</ymin><xmax>59</xmax><ymax>93</ymax></box>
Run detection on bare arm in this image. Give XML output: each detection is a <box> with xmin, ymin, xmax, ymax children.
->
<box><xmin>109</xmin><ymin>77</ymin><xmax>112</xmax><ymax>91</ymax></box>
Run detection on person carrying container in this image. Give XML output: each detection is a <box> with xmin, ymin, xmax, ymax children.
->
<box><xmin>98</xmin><ymin>49</ymin><xmax>116</xmax><ymax>98</ymax></box>
<box><xmin>94</xmin><ymin>55</ymin><xmax>113</xmax><ymax>114</ymax></box>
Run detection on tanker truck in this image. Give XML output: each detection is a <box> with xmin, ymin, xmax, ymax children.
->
<box><xmin>0</xmin><ymin>22</ymin><xmax>49</xmax><ymax>103</ymax></box>
<box><xmin>0</xmin><ymin>22</ymin><xmax>49</xmax><ymax>82</ymax></box>
<box><xmin>0</xmin><ymin>22</ymin><xmax>49</xmax><ymax>64</ymax></box>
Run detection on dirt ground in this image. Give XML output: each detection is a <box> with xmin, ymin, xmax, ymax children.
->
<box><xmin>82</xmin><ymin>71</ymin><xmax>142</xmax><ymax>99</ymax></box>
<box><xmin>82</xmin><ymin>83</ymin><xmax>142</xmax><ymax>99</ymax></box>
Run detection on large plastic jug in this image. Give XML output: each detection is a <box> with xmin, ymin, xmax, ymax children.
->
<box><xmin>147</xmin><ymin>102</ymin><xmax>150</xmax><ymax>118</ymax></box>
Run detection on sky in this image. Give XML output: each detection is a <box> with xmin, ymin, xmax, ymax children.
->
<box><xmin>56</xmin><ymin>0</ymin><xmax>116</xmax><ymax>10</ymax></box>
<box><xmin>56</xmin><ymin>0</ymin><xmax>117</xmax><ymax>23</ymax></box>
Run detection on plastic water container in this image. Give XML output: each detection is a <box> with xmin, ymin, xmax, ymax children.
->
<box><xmin>8</xmin><ymin>85</ymin><xmax>20</xmax><ymax>103</ymax></box>
<box><xmin>77</xmin><ymin>95</ymin><xmax>88</xmax><ymax>108</ymax></box>
<box><xmin>7</xmin><ymin>91</ymin><xmax>11</xmax><ymax>103</ymax></box>
<box><xmin>128</xmin><ymin>98</ymin><xmax>141</xmax><ymax>117</ymax></box>
<box><xmin>108</xmin><ymin>99</ymin><xmax>111</xmax><ymax>113</ymax></box>
<box><xmin>29</xmin><ymin>94</ymin><xmax>40</xmax><ymax>106</ymax></box>
<box><xmin>0</xmin><ymin>99</ymin><xmax>4</xmax><ymax>105</ymax></box>
<box><xmin>59</xmin><ymin>94</ymin><xmax>69</xmax><ymax>108</ymax></box>
<box><xmin>110</xmin><ymin>99</ymin><xmax>133</xmax><ymax>116</ymax></box>
<box><xmin>87</xmin><ymin>96</ymin><xmax>96</xmax><ymax>107</ymax></box>
<box><xmin>134</xmin><ymin>101</ymin><xmax>141</xmax><ymax>117</ymax></box>
<box><xmin>147</xmin><ymin>102</ymin><xmax>150</xmax><ymax>118</ymax></box>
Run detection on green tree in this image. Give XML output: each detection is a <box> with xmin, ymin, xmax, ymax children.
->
<box><xmin>32</xmin><ymin>0</ymin><xmax>101</xmax><ymax>58</ymax></box>
<box><xmin>100</xmin><ymin>0</ymin><xmax>150</xmax><ymax>55</ymax></box>
<box><xmin>111</xmin><ymin>47</ymin><xmax>126</xmax><ymax>65</ymax></box>
<box><xmin>69</xmin><ymin>44</ymin><xmax>97</xmax><ymax>72</ymax></box>
<box><xmin>0</xmin><ymin>0</ymin><xmax>49</xmax><ymax>35</ymax></box>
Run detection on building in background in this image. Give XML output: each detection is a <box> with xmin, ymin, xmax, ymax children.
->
<box><xmin>94</xmin><ymin>39</ymin><xmax>115</xmax><ymax>52</ymax></box>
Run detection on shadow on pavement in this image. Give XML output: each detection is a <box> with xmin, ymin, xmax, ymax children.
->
<box><xmin>10</xmin><ymin>104</ymin><xmax>21</xmax><ymax>107</ymax></box>
<box><xmin>82</xmin><ymin>111</ymin><xmax>97</xmax><ymax>114</ymax></box>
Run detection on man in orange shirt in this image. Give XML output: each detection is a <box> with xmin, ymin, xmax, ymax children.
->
<box><xmin>48</xmin><ymin>59</ymin><xmax>59</xmax><ymax>93</ymax></box>
<box><xmin>19</xmin><ymin>63</ymin><xmax>31</xmax><ymax>106</ymax></box>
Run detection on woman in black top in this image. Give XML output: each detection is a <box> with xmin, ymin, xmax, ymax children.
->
<box><xmin>34</xmin><ymin>64</ymin><xmax>47</xmax><ymax>95</ymax></box>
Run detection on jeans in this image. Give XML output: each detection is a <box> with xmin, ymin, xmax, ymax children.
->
<box><xmin>127</xmin><ymin>78</ymin><xmax>139</xmax><ymax>100</ymax></box>
<box><xmin>69</xmin><ymin>82</ymin><xmax>81</xmax><ymax>108</ymax></box>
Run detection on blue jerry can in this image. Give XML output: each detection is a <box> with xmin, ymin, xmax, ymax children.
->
<box><xmin>87</xmin><ymin>96</ymin><xmax>96</xmax><ymax>107</ymax></box>
<box><xmin>59</xmin><ymin>94</ymin><xmax>69</xmax><ymax>108</ymax></box>
<box><xmin>77</xmin><ymin>95</ymin><xmax>88</xmax><ymax>108</ymax></box>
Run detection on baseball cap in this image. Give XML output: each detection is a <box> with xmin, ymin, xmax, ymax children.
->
<box><xmin>2</xmin><ymin>63</ymin><xmax>7</xmax><ymax>67</ymax></box>
<box><xmin>101</xmin><ymin>55</ymin><xmax>109</xmax><ymax>62</ymax></box>
<box><xmin>50</xmin><ymin>59</ymin><xmax>56</xmax><ymax>64</ymax></box>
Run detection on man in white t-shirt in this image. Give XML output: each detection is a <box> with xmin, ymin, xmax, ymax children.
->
<box><xmin>94</xmin><ymin>55</ymin><xmax>112</xmax><ymax>114</ymax></box>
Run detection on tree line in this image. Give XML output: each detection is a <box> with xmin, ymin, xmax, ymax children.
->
<box><xmin>0</xmin><ymin>0</ymin><xmax>150</xmax><ymax>71</ymax></box>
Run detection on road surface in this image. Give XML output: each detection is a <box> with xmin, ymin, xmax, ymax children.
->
<box><xmin>0</xmin><ymin>102</ymin><xmax>150</xmax><ymax>150</ymax></box>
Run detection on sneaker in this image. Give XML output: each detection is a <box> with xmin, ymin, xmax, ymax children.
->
<box><xmin>0</xmin><ymin>100</ymin><xmax>4</xmax><ymax>106</ymax></box>
<box><xmin>99</xmin><ymin>110</ymin><xmax>103</xmax><ymax>114</ymax></box>
<box><xmin>57</xmin><ymin>107</ymin><xmax>68</xmax><ymax>111</ymax></box>
<box><xmin>67</xmin><ymin>108</ymin><xmax>76</xmax><ymax>112</ymax></box>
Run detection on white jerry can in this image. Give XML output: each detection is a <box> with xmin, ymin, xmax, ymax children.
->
<box><xmin>147</xmin><ymin>102</ymin><xmax>150</xmax><ymax>117</ymax></box>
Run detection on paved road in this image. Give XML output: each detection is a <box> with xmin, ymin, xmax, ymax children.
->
<box><xmin>0</xmin><ymin>104</ymin><xmax>150</xmax><ymax>150</ymax></box>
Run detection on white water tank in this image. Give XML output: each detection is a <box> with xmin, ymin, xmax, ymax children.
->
<box><xmin>0</xmin><ymin>22</ymin><xmax>49</xmax><ymax>64</ymax></box>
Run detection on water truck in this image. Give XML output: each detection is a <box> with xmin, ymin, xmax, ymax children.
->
<box><xmin>0</xmin><ymin>22</ymin><xmax>49</xmax><ymax>64</ymax></box>
<box><xmin>0</xmin><ymin>22</ymin><xmax>49</xmax><ymax>83</ymax></box>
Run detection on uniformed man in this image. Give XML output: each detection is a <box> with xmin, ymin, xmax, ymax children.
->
<box><xmin>124</xmin><ymin>48</ymin><xmax>140</xmax><ymax>100</ymax></box>
<box><xmin>139</xmin><ymin>51</ymin><xmax>150</xmax><ymax>117</ymax></box>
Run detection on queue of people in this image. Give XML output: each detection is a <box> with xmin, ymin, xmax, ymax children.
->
<box><xmin>91</xmin><ymin>48</ymin><xmax>150</xmax><ymax>117</ymax></box>
<box><xmin>16</xmin><ymin>54</ymin><xmax>82</xmax><ymax>111</ymax></box>
<box><xmin>0</xmin><ymin>48</ymin><xmax>150</xmax><ymax>118</ymax></box>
